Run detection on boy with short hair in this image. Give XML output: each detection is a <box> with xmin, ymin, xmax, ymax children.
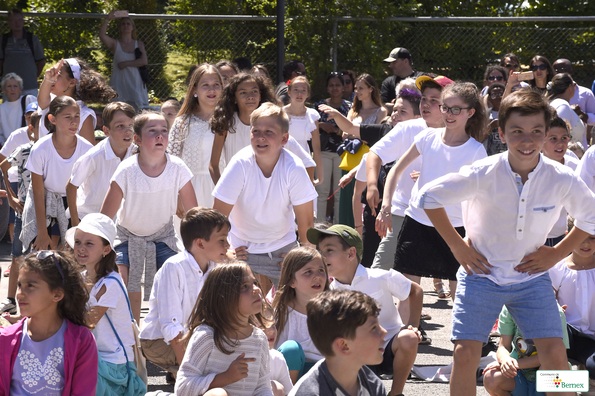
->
<box><xmin>66</xmin><ymin>102</ymin><xmax>136</xmax><ymax>227</ymax></box>
<box><xmin>307</xmin><ymin>225</ymin><xmax>423</xmax><ymax>396</ymax></box>
<box><xmin>0</xmin><ymin>110</ymin><xmax>40</xmax><ymax>315</ymax></box>
<box><xmin>289</xmin><ymin>289</ymin><xmax>387</xmax><ymax>396</ymax></box>
<box><xmin>418</xmin><ymin>89</ymin><xmax>595</xmax><ymax>396</ymax></box>
<box><xmin>213</xmin><ymin>102</ymin><xmax>317</xmax><ymax>287</ymax></box>
<box><xmin>139</xmin><ymin>207</ymin><xmax>231</xmax><ymax>380</ymax></box>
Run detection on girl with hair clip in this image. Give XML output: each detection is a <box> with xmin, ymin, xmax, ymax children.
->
<box><xmin>21</xmin><ymin>96</ymin><xmax>93</xmax><ymax>252</ymax></box>
<box><xmin>66</xmin><ymin>213</ymin><xmax>146</xmax><ymax>396</ymax></box>
<box><xmin>272</xmin><ymin>246</ymin><xmax>329</xmax><ymax>383</ymax></box>
<box><xmin>38</xmin><ymin>58</ymin><xmax>117</xmax><ymax>144</ymax></box>
<box><xmin>209</xmin><ymin>73</ymin><xmax>316</xmax><ymax>185</ymax></box>
<box><xmin>284</xmin><ymin>76</ymin><xmax>324</xmax><ymax>186</ymax></box>
<box><xmin>378</xmin><ymin>82</ymin><xmax>487</xmax><ymax>299</ymax></box>
<box><xmin>101</xmin><ymin>110</ymin><xmax>197</xmax><ymax>324</ymax></box>
<box><xmin>100</xmin><ymin>10</ymin><xmax>149</xmax><ymax>112</ymax></box>
<box><xmin>169</xmin><ymin>63</ymin><xmax>223</xmax><ymax>208</ymax></box>
<box><xmin>547</xmin><ymin>73</ymin><xmax>587</xmax><ymax>148</ymax></box>
<box><xmin>0</xmin><ymin>250</ymin><xmax>98</xmax><ymax>395</ymax></box>
<box><xmin>175</xmin><ymin>262</ymin><xmax>273</xmax><ymax>396</ymax></box>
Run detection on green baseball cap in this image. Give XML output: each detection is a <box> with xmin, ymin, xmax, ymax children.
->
<box><xmin>307</xmin><ymin>225</ymin><xmax>363</xmax><ymax>259</ymax></box>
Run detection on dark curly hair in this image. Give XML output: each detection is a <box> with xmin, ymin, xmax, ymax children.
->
<box><xmin>20</xmin><ymin>250</ymin><xmax>89</xmax><ymax>327</ymax></box>
<box><xmin>210</xmin><ymin>73</ymin><xmax>277</xmax><ymax>136</ymax></box>
<box><xmin>64</xmin><ymin>58</ymin><xmax>117</xmax><ymax>104</ymax></box>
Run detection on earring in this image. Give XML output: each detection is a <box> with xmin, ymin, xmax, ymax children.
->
<box><xmin>194</xmin><ymin>94</ymin><xmax>198</xmax><ymax>98</ymax></box>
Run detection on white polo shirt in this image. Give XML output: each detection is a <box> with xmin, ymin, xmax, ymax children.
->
<box><xmin>576</xmin><ymin>145</ymin><xmax>595</xmax><ymax>193</ymax></box>
<box><xmin>419</xmin><ymin>152</ymin><xmax>595</xmax><ymax>286</ymax></box>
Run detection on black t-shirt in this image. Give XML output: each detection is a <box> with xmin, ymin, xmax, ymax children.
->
<box><xmin>380</xmin><ymin>71</ymin><xmax>424</xmax><ymax>104</ymax></box>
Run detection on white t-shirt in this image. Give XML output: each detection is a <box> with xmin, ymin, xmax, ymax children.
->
<box><xmin>213</xmin><ymin>146</ymin><xmax>317</xmax><ymax>253</ymax></box>
<box><xmin>275</xmin><ymin>307</ymin><xmax>324</xmax><ymax>362</ymax></box>
<box><xmin>269</xmin><ymin>349</ymin><xmax>293</xmax><ymax>393</ymax></box>
<box><xmin>577</xmin><ymin>144</ymin><xmax>595</xmax><ymax>193</ymax></box>
<box><xmin>355</xmin><ymin>153</ymin><xmax>368</xmax><ymax>182</ymax></box>
<box><xmin>330</xmin><ymin>265</ymin><xmax>411</xmax><ymax>348</ymax></box>
<box><xmin>287</xmin><ymin>108</ymin><xmax>318</xmax><ymax>153</ymax></box>
<box><xmin>406</xmin><ymin>128</ymin><xmax>487</xmax><ymax>227</ymax></box>
<box><xmin>551</xmin><ymin>98</ymin><xmax>587</xmax><ymax>148</ymax></box>
<box><xmin>547</xmin><ymin>154</ymin><xmax>579</xmax><ymax>238</ymax></box>
<box><xmin>0</xmin><ymin>126</ymin><xmax>30</xmax><ymax>183</ymax></box>
<box><xmin>0</xmin><ymin>95</ymin><xmax>35</xmax><ymax>144</ymax></box>
<box><xmin>370</xmin><ymin>118</ymin><xmax>427</xmax><ymax>217</ymax></box>
<box><xmin>26</xmin><ymin>134</ymin><xmax>93</xmax><ymax>196</ymax></box>
<box><xmin>69</xmin><ymin>138</ymin><xmax>135</xmax><ymax>219</ymax></box>
<box><xmin>112</xmin><ymin>154</ymin><xmax>193</xmax><ymax>236</ymax></box>
<box><xmin>88</xmin><ymin>271</ymin><xmax>135</xmax><ymax>364</ymax></box>
<box><xmin>285</xmin><ymin>135</ymin><xmax>316</xmax><ymax>169</ymax></box>
<box><xmin>38</xmin><ymin>94</ymin><xmax>97</xmax><ymax>141</ymax></box>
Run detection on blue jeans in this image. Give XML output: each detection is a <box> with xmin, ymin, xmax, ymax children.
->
<box><xmin>115</xmin><ymin>241</ymin><xmax>176</xmax><ymax>271</ymax></box>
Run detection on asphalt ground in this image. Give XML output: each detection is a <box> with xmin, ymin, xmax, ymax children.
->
<box><xmin>0</xmin><ymin>240</ymin><xmax>490</xmax><ymax>395</ymax></box>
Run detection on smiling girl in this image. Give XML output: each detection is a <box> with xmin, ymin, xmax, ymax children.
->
<box><xmin>21</xmin><ymin>96</ymin><xmax>93</xmax><ymax>252</ymax></box>
<box><xmin>101</xmin><ymin>110</ymin><xmax>198</xmax><ymax>323</ymax></box>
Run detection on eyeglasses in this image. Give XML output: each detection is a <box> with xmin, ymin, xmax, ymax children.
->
<box><xmin>439</xmin><ymin>105</ymin><xmax>472</xmax><ymax>115</ymax></box>
<box><xmin>490</xmin><ymin>92</ymin><xmax>503</xmax><ymax>99</ymax></box>
<box><xmin>37</xmin><ymin>251</ymin><xmax>64</xmax><ymax>284</ymax></box>
<box><xmin>554</xmin><ymin>67</ymin><xmax>572</xmax><ymax>73</ymax></box>
<box><xmin>505</xmin><ymin>63</ymin><xmax>520</xmax><ymax>70</ymax></box>
<box><xmin>530</xmin><ymin>64</ymin><xmax>548</xmax><ymax>71</ymax></box>
<box><xmin>488</xmin><ymin>75</ymin><xmax>504</xmax><ymax>81</ymax></box>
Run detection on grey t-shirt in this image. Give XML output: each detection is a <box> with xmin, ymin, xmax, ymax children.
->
<box><xmin>288</xmin><ymin>360</ymin><xmax>386</xmax><ymax>396</ymax></box>
<box><xmin>0</xmin><ymin>31</ymin><xmax>45</xmax><ymax>91</ymax></box>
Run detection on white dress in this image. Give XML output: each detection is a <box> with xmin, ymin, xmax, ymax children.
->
<box><xmin>168</xmin><ymin>114</ymin><xmax>223</xmax><ymax>207</ymax></box>
<box><xmin>110</xmin><ymin>41</ymin><xmax>149</xmax><ymax>111</ymax></box>
<box><xmin>287</xmin><ymin>108</ymin><xmax>318</xmax><ymax>152</ymax></box>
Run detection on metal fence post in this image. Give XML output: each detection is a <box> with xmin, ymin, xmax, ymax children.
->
<box><xmin>277</xmin><ymin>0</ymin><xmax>285</xmax><ymax>83</ymax></box>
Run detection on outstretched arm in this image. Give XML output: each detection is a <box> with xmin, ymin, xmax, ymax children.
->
<box><xmin>99</xmin><ymin>11</ymin><xmax>118</xmax><ymax>53</ymax></box>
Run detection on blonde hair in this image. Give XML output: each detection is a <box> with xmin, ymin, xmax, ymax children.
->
<box><xmin>250</xmin><ymin>102</ymin><xmax>290</xmax><ymax>135</ymax></box>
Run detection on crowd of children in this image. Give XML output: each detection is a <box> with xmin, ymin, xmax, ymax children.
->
<box><xmin>1</xmin><ymin>50</ymin><xmax>595</xmax><ymax>396</ymax></box>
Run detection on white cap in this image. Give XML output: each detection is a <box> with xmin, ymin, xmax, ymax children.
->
<box><xmin>65</xmin><ymin>213</ymin><xmax>117</xmax><ymax>250</ymax></box>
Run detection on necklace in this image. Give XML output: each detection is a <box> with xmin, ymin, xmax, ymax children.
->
<box><xmin>569</xmin><ymin>255</ymin><xmax>595</xmax><ymax>270</ymax></box>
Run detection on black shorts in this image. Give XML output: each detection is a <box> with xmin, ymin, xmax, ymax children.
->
<box><xmin>367</xmin><ymin>334</ymin><xmax>395</xmax><ymax>376</ymax></box>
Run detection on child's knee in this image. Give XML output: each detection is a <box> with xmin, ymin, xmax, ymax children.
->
<box><xmin>278</xmin><ymin>340</ymin><xmax>305</xmax><ymax>371</ymax></box>
<box><xmin>204</xmin><ymin>388</ymin><xmax>228</xmax><ymax>396</ymax></box>
<box><xmin>271</xmin><ymin>380</ymin><xmax>285</xmax><ymax>396</ymax></box>
<box><xmin>395</xmin><ymin>330</ymin><xmax>420</xmax><ymax>354</ymax></box>
<box><xmin>453</xmin><ymin>340</ymin><xmax>483</xmax><ymax>367</ymax></box>
<box><xmin>482</xmin><ymin>369</ymin><xmax>508</xmax><ymax>392</ymax></box>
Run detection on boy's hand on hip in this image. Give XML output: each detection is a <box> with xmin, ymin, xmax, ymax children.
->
<box><xmin>452</xmin><ymin>239</ymin><xmax>492</xmax><ymax>275</ymax></box>
<box><xmin>516</xmin><ymin>245</ymin><xmax>557</xmax><ymax>274</ymax></box>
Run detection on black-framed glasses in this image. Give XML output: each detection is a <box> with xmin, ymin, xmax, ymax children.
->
<box><xmin>37</xmin><ymin>250</ymin><xmax>64</xmax><ymax>284</ymax></box>
<box><xmin>530</xmin><ymin>64</ymin><xmax>548</xmax><ymax>71</ymax></box>
<box><xmin>490</xmin><ymin>92</ymin><xmax>503</xmax><ymax>99</ymax></box>
<box><xmin>439</xmin><ymin>105</ymin><xmax>472</xmax><ymax>115</ymax></box>
<box><xmin>488</xmin><ymin>75</ymin><xmax>504</xmax><ymax>81</ymax></box>
<box><xmin>505</xmin><ymin>63</ymin><xmax>520</xmax><ymax>70</ymax></box>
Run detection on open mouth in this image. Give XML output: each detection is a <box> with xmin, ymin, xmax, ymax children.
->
<box><xmin>518</xmin><ymin>149</ymin><xmax>535</xmax><ymax>156</ymax></box>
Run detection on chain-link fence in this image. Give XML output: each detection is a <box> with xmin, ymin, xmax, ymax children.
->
<box><xmin>2</xmin><ymin>13</ymin><xmax>595</xmax><ymax>103</ymax></box>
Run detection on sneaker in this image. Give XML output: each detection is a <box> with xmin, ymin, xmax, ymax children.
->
<box><xmin>420</xmin><ymin>310</ymin><xmax>432</xmax><ymax>321</ymax></box>
<box><xmin>489</xmin><ymin>319</ymin><xmax>500</xmax><ymax>337</ymax></box>
<box><xmin>419</xmin><ymin>324</ymin><xmax>432</xmax><ymax>345</ymax></box>
<box><xmin>165</xmin><ymin>371</ymin><xmax>176</xmax><ymax>385</ymax></box>
<box><xmin>0</xmin><ymin>298</ymin><xmax>17</xmax><ymax>315</ymax></box>
<box><xmin>3</xmin><ymin>265</ymin><xmax>10</xmax><ymax>277</ymax></box>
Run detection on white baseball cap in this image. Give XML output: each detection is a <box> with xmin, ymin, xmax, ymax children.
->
<box><xmin>65</xmin><ymin>213</ymin><xmax>117</xmax><ymax>250</ymax></box>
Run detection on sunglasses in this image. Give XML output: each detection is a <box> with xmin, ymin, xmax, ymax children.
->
<box><xmin>439</xmin><ymin>105</ymin><xmax>472</xmax><ymax>115</ymax></box>
<box><xmin>554</xmin><ymin>67</ymin><xmax>572</xmax><ymax>73</ymax></box>
<box><xmin>505</xmin><ymin>63</ymin><xmax>520</xmax><ymax>70</ymax></box>
<box><xmin>488</xmin><ymin>75</ymin><xmax>504</xmax><ymax>81</ymax></box>
<box><xmin>530</xmin><ymin>64</ymin><xmax>548</xmax><ymax>71</ymax></box>
<box><xmin>328</xmin><ymin>72</ymin><xmax>343</xmax><ymax>77</ymax></box>
<box><xmin>37</xmin><ymin>250</ymin><xmax>65</xmax><ymax>284</ymax></box>
<box><xmin>490</xmin><ymin>92</ymin><xmax>503</xmax><ymax>99</ymax></box>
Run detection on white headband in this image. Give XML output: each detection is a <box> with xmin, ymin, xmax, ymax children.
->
<box><xmin>65</xmin><ymin>58</ymin><xmax>81</xmax><ymax>94</ymax></box>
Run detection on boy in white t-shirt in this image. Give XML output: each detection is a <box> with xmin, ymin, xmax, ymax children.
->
<box><xmin>419</xmin><ymin>89</ymin><xmax>595</xmax><ymax>396</ymax></box>
<box><xmin>66</xmin><ymin>102</ymin><xmax>136</xmax><ymax>225</ymax></box>
<box><xmin>307</xmin><ymin>224</ymin><xmax>423</xmax><ymax>396</ymax></box>
<box><xmin>213</xmin><ymin>102</ymin><xmax>317</xmax><ymax>288</ymax></box>
<box><xmin>139</xmin><ymin>207</ymin><xmax>230</xmax><ymax>382</ymax></box>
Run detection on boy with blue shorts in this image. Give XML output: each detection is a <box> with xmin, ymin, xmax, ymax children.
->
<box><xmin>418</xmin><ymin>89</ymin><xmax>595</xmax><ymax>396</ymax></box>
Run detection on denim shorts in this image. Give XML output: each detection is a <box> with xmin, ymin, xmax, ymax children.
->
<box><xmin>115</xmin><ymin>241</ymin><xmax>175</xmax><ymax>271</ymax></box>
<box><xmin>11</xmin><ymin>216</ymin><xmax>22</xmax><ymax>257</ymax></box>
<box><xmin>512</xmin><ymin>373</ymin><xmax>543</xmax><ymax>396</ymax></box>
<box><xmin>452</xmin><ymin>268</ymin><xmax>563</xmax><ymax>343</ymax></box>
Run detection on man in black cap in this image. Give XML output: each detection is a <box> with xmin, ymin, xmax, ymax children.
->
<box><xmin>380</xmin><ymin>47</ymin><xmax>422</xmax><ymax>106</ymax></box>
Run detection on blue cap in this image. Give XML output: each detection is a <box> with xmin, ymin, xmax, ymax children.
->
<box><xmin>25</xmin><ymin>102</ymin><xmax>38</xmax><ymax>113</ymax></box>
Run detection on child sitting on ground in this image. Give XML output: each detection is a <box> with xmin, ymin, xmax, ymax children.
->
<box><xmin>261</xmin><ymin>305</ymin><xmax>293</xmax><ymax>396</ymax></box>
<box><xmin>66</xmin><ymin>102</ymin><xmax>136</xmax><ymax>226</ymax></box>
<box><xmin>289</xmin><ymin>289</ymin><xmax>387</xmax><ymax>396</ymax></box>
<box><xmin>213</xmin><ymin>102</ymin><xmax>317</xmax><ymax>288</ymax></box>
<box><xmin>140</xmin><ymin>207</ymin><xmax>230</xmax><ymax>383</ymax></box>
<box><xmin>307</xmin><ymin>224</ymin><xmax>423</xmax><ymax>396</ymax></box>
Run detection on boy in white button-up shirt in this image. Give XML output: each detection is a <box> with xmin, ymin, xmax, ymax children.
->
<box><xmin>139</xmin><ymin>207</ymin><xmax>230</xmax><ymax>380</ymax></box>
<box><xmin>307</xmin><ymin>224</ymin><xmax>423</xmax><ymax>396</ymax></box>
<box><xmin>419</xmin><ymin>90</ymin><xmax>595</xmax><ymax>396</ymax></box>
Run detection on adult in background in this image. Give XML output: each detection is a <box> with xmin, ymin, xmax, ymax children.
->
<box><xmin>275</xmin><ymin>60</ymin><xmax>305</xmax><ymax>106</ymax></box>
<box><xmin>100</xmin><ymin>10</ymin><xmax>149</xmax><ymax>112</ymax></box>
<box><xmin>554</xmin><ymin>58</ymin><xmax>595</xmax><ymax>143</ymax></box>
<box><xmin>548</xmin><ymin>73</ymin><xmax>587</xmax><ymax>148</ymax></box>
<box><xmin>0</xmin><ymin>9</ymin><xmax>45</xmax><ymax>99</ymax></box>
<box><xmin>528</xmin><ymin>55</ymin><xmax>554</xmax><ymax>94</ymax></box>
<box><xmin>0</xmin><ymin>73</ymin><xmax>36</xmax><ymax>145</ymax></box>
<box><xmin>380</xmin><ymin>47</ymin><xmax>423</xmax><ymax>106</ymax></box>
<box><xmin>340</xmin><ymin>69</ymin><xmax>356</xmax><ymax>102</ymax></box>
<box><xmin>480</xmin><ymin>65</ymin><xmax>507</xmax><ymax>97</ymax></box>
<box><xmin>215</xmin><ymin>60</ymin><xmax>238</xmax><ymax>86</ymax></box>
<box><xmin>499</xmin><ymin>52</ymin><xmax>520</xmax><ymax>75</ymax></box>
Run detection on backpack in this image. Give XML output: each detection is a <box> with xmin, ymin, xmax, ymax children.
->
<box><xmin>1</xmin><ymin>29</ymin><xmax>38</xmax><ymax>75</ymax></box>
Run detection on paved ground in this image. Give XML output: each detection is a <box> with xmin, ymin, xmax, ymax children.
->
<box><xmin>0</xmin><ymin>241</ymin><xmax>490</xmax><ymax>395</ymax></box>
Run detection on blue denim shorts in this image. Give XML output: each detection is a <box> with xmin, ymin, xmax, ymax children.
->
<box><xmin>115</xmin><ymin>241</ymin><xmax>176</xmax><ymax>271</ymax></box>
<box><xmin>511</xmin><ymin>373</ymin><xmax>544</xmax><ymax>396</ymax></box>
<box><xmin>452</xmin><ymin>269</ymin><xmax>563</xmax><ymax>343</ymax></box>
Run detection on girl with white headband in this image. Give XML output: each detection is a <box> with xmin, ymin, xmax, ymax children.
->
<box><xmin>37</xmin><ymin>58</ymin><xmax>117</xmax><ymax>145</ymax></box>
